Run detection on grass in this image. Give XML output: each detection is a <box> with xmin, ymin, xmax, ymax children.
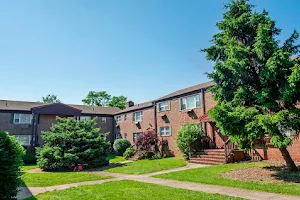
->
<box><xmin>21</xmin><ymin>172</ymin><xmax>112</xmax><ymax>187</ymax></box>
<box><xmin>154</xmin><ymin>162</ymin><xmax>300</xmax><ymax>196</ymax></box>
<box><xmin>105</xmin><ymin>157</ymin><xmax>187</xmax><ymax>174</ymax></box>
<box><xmin>106</xmin><ymin>154</ymin><xmax>126</xmax><ymax>163</ymax></box>
<box><xmin>24</xmin><ymin>180</ymin><xmax>243</xmax><ymax>200</ymax></box>
<box><xmin>21</xmin><ymin>164</ymin><xmax>39</xmax><ymax>171</ymax></box>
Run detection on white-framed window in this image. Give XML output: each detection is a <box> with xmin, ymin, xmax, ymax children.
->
<box><xmin>80</xmin><ymin>116</ymin><xmax>91</xmax><ymax>121</ymax></box>
<box><xmin>124</xmin><ymin>114</ymin><xmax>127</xmax><ymax>121</ymax></box>
<box><xmin>159</xmin><ymin>126</ymin><xmax>171</xmax><ymax>136</ymax></box>
<box><xmin>124</xmin><ymin>133</ymin><xmax>127</xmax><ymax>139</ymax></box>
<box><xmin>158</xmin><ymin>101</ymin><xmax>170</xmax><ymax>112</ymax></box>
<box><xmin>13</xmin><ymin>113</ymin><xmax>33</xmax><ymax>124</ymax></box>
<box><xmin>15</xmin><ymin>135</ymin><xmax>31</xmax><ymax>146</ymax></box>
<box><xmin>115</xmin><ymin>116</ymin><xmax>121</xmax><ymax>123</ymax></box>
<box><xmin>180</xmin><ymin>94</ymin><xmax>202</xmax><ymax>111</ymax></box>
<box><xmin>133</xmin><ymin>111</ymin><xmax>143</xmax><ymax>122</ymax></box>
<box><xmin>102</xmin><ymin>117</ymin><xmax>107</xmax><ymax>123</ymax></box>
<box><xmin>133</xmin><ymin>132</ymin><xmax>142</xmax><ymax>142</ymax></box>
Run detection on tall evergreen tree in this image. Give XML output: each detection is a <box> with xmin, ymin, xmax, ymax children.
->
<box><xmin>203</xmin><ymin>0</ymin><xmax>300</xmax><ymax>171</ymax></box>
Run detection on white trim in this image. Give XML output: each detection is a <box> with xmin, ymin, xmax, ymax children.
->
<box><xmin>159</xmin><ymin>126</ymin><xmax>171</xmax><ymax>136</ymax></box>
<box><xmin>158</xmin><ymin>101</ymin><xmax>170</xmax><ymax>112</ymax></box>
<box><xmin>133</xmin><ymin>111</ymin><xmax>143</xmax><ymax>122</ymax></box>
<box><xmin>102</xmin><ymin>117</ymin><xmax>107</xmax><ymax>123</ymax></box>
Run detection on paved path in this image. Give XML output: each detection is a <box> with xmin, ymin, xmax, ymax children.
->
<box><xmin>18</xmin><ymin>163</ymin><xmax>300</xmax><ymax>200</ymax></box>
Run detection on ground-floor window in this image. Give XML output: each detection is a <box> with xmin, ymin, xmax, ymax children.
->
<box><xmin>115</xmin><ymin>133</ymin><xmax>122</xmax><ymax>139</ymax></box>
<box><xmin>102</xmin><ymin>117</ymin><xmax>106</xmax><ymax>123</ymax></box>
<box><xmin>159</xmin><ymin>126</ymin><xmax>171</xmax><ymax>136</ymax></box>
<box><xmin>15</xmin><ymin>135</ymin><xmax>31</xmax><ymax>146</ymax></box>
<box><xmin>124</xmin><ymin>133</ymin><xmax>127</xmax><ymax>139</ymax></box>
<box><xmin>133</xmin><ymin>132</ymin><xmax>142</xmax><ymax>142</ymax></box>
<box><xmin>80</xmin><ymin>116</ymin><xmax>91</xmax><ymax>121</ymax></box>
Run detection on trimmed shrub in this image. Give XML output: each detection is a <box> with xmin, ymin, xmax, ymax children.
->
<box><xmin>36</xmin><ymin>117</ymin><xmax>110</xmax><ymax>171</ymax></box>
<box><xmin>0</xmin><ymin>131</ymin><xmax>25</xmax><ymax>199</ymax></box>
<box><xmin>176</xmin><ymin>124</ymin><xmax>203</xmax><ymax>160</ymax></box>
<box><xmin>135</xmin><ymin>130</ymin><xmax>160</xmax><ymax>159</ymax></box>
<box><xmin>23</xmin><ymin>150</ymin><xmax>36</xmax><ymax>164</ymax></box>
<box><xmin>113</xmin><ymin>139</ymin><xmax>130</xmax><ymax>155</ymax></box>
<box><xmin>123</xmin><ymin>147</ymin><xmax>135</xmax><ymax>160</ymax></box>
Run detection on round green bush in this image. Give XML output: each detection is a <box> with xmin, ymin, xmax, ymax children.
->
<box><xmin>176</xmin><ymin>124</ymin><xmax>203</xmax><ymax>160</ymax></box>
<box><xmin>113</xmin><ymin>139</ymin><xmax>131</xmax><ymax>155</ymax></box>
<box><xmin>123</xmin><ymin>147</ymin><xmax>135</xmax><ymax>160</ymax></box>
<box><xmin>0</xmin><ymin>131</ymin><xmax>25</xmax><ymax>199</ymax></box>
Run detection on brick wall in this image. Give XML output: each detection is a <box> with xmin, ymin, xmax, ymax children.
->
<box><xmin>36</xmin><ymin>115</ymin><xmax>57</xmax><ymax>145</ymax></box>
<box><xmin>157</xmin><ymin>93</ymin><xmax>205</xmax><ymax>156</ymax></box>
<box><xmin>116</xmin><ymin>107</ymin><xmax>155</xmax><ymax>145</ymax></box>
<box><xmin>255</xmin><ymin>137</ymin><xmax>300</xmax><ymax>162</ymax></box>
<box><xmin>94</xmin><ymin>116</ymin><xmax>115</xmax><ymax>144</ymax></box>
<box><xmin>0</xmin><ymin>112</ymin><xmax>32</xmax><ymax>135</ymax></box>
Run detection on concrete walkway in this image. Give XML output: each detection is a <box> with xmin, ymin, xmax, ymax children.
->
<box><xmin>18</xmin><ymin>163</ymin><xmax>300</xmax><ymax>200</ymax></box>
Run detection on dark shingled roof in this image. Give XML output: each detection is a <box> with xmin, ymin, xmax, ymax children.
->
<box><xmin>156</xmin><ymin>81</ymin><xmax>215</xmax><ymax>101</ymax></box>
<box><xmin>0</xmin><ymin>100</ymin><xmax>120</xmax><ymax>115</ymax></box>
<box><xmin>115</xmin><ymin>81</ymin><xmax>214</xmax><ymax>114</ymax></box>
<box><xmin>115</xmin><ymin>101</ymin><xmax>153</xmax><ymax>115</ymax></box>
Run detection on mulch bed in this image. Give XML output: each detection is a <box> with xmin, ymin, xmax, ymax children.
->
<box><xmin>222</xmin><ymin>161</ymin><xmax>300</xmax><ymax>184</ymax></box>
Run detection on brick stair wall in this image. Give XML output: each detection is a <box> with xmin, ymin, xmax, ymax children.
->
<box><xmin>189</xmin><ymin>149</ymin><xmax>226</xmax><ymax>165</ymax></box>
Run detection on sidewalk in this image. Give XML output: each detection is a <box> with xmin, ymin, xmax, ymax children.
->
<box><xmin>18</xmin><ymin>163</ymin><xmax>300</xmax><ymax>200</ymax></box>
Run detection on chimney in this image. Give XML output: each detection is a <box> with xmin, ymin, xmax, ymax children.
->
<box><xmin>126</xmin><ymin>100</ymin><xmax>134</xmax><ymax>108</ymax></box>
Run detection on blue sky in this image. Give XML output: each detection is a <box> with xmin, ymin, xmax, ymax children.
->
<box><xmin>0</xmin><ymin>0</ymin><xmax>299</xmax><ymax>104</ymax></box>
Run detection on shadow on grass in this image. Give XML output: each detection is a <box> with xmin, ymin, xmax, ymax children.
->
<box><xmin>263</xmin><ymin>165</ymin><xmax>300</xmax><ymax>184</ymax></box>
<box><xmin>87</xmin><ymin>163</ymin><xmax>124</xmax><ymax>172</ymax></box>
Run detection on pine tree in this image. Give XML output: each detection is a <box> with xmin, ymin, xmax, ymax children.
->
<box><xmin>203</xmin><ymin>0</ymin><xmax>300</xmax><ymax>171</ymax></box>
<box><xmin>36</xmin><ymin>117</ymin><xmax>110</xmax><ymax>170</ymax></box>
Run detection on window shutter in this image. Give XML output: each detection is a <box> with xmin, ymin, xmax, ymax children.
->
<box><xmin>178</xmin><ymin>99</ymin><xmax>182</xmax><ymax>111</ymax></box>
<box><xmin>168</xmin><ymin>101</ymin><xmax>171</xmax><ymax>111</ymax></box>
<box><xmin>169</xmin><ymin>126</ymin><xmax>172</xmax><ymax>136</ymax></box>
<box><xmin>200</xmin><ymin>92</ymin><xmax>203</xmax><ymax>108</ymax></box>
<box><xmin>11</xmin><ymin>113</ymin><xmax>14</xmax><ymax>124</ymax></box>
<box><xmin>158</xmin><ymin>128</ymin><xmax>161</xmax><ymax>136</ymax></box>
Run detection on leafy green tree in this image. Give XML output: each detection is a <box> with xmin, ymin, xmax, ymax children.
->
<box><xmin>0</xmin><ymin>131</ymin><xmax>25</xmax><ymax>199</ymax></box>
<box><xmin>82</xmin><ymin>91</ymin><xmax>111</xmax><ymax>106</ymax></box>
<box><xmin>176</xmin><ymin>124</ymin><xmax>203</xmax><ymax>160</ymax></box>
<box><xmin>202</xmin><ymin>0</ymin><xmax>300</xmax><ymax>171</ymax></box>
<box><xmin>109</xmin><ymin>96</ymin><xmax>127</xmax><ymax>110</ymax></box>
<box><xmin>36</xmin><ymin>117</ymin><xmax>110</xmax><ymax>170</ymax></box>
<box><xmin>42</xmin><ymin>94</ymin><xmax>61</xmax><ymax>103</ymax></box>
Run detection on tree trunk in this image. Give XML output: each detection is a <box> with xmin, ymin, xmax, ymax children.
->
<box><xmin>279</xmin><ymin>147</ymin><xmax>298</xmax><ymax>172</ymax></box>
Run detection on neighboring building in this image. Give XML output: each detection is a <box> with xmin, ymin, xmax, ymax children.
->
<box><xmin>0</xmin><ymin>100</ymin><xmax>120</xmax><ymax>150</ymax></box>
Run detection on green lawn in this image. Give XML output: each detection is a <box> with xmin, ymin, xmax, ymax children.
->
<box><xmin>154</xmin><ymin>162</ymin><xmax>300</xmax><ymax>196</ymax></box>
<box><xmin>25</xmin><ymin>180</ymin><xmax>243</xmax><ymax>200</ymax></box>
<box><xmin>105</xmin><ymin>157</ymin><xmax>187</xmax><ymax>174</ymax></box>
<box><xmin>21</xmin><ymin>172</ymin><xmax>112</xmax><ymax>187</ymax></box>
<box><xmin>106</xmin><ymin>154</ymin><xmax>126</xmax><ymax>163</ymax></box>
<box><xmin>21</xmin><ymin>164</ymin><xmax>39</xmax><ymax>171</ymax></box>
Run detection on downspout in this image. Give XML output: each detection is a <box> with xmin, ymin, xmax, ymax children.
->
<box><xmin>202</xmin><ymin>88</ymin><xmax>207</xmax><ymax>136</ymax></box>
<box><xmin>153</xmin><ymin>102</ymin><xmax>157</xmax><ymax>133</ymax></box>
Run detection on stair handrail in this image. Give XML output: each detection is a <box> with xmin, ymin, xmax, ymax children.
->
<box><xmin>224</xmin><ymin>138</ymin><xmax>238</xmax><ymax>162</ymax></box>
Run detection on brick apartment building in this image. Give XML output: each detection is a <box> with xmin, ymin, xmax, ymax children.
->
<box><xmin>1</xmin><ymin>80</ymin><xmax>299</xmax><ymax>162</ymax></box>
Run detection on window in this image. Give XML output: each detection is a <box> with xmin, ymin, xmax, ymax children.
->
<box><xmin>180</xmin><ymin>94</ymin><xmax>202</xmax><ymax>111</ymax></box>
<box><xmin>15</xmin><ymin>135</ymin><xmax>31</xmax><ymax>146</ymax></box>
<box><xmin>102</xmin><ymin>117</ymin><xmax>106</xmax><ymax>123</ymax></box>
<box><xmin>124</xmin><ymin>114</ymin><xmax>127</xmax><ymax>121</ymax></box>
<box><xmin>278</xmin><ymin>123</ymin><xmax>297</xmax><ymax>137</ymax></box>
<box><xmin>159</xmin><ymin>127</ymin><xmax>171</xmax><ymax>136</ymax></box>
<box><xmin>124</xmin><ymin>133</ymin><xmax>127</xmax><ymax>139</ymax></box>
<box><xmin>133</xmin><ymin>112</ymin><xmax>143</xmax><ymax>122</ymax></box>
<box><xmin>133</xmin><ymin>132</ymin><xmax>142</xmax><ymax>142</ymax></box>
<box><xmin>115</xmin><ymin>133</ymin><xmax>122</xmax><ymax>139</ymax></box>
<box><xmin>158</xmin><ymin>101</ymin><xmax>170</xmax><ymax>112</ymax></box>
<box><xmin>13</xmin><ymin>113</ymin><xmax>33</xmax><ymax>124</ymax></box>
<box><xmin>115</xmin><ymin>116</ymin><xmax>121</xmax><ymax>123</ymax></box>
<box><xmin>80</xmin><ymin>116</ymin><xmax>91</xmax><ymax>121</ymax></box>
